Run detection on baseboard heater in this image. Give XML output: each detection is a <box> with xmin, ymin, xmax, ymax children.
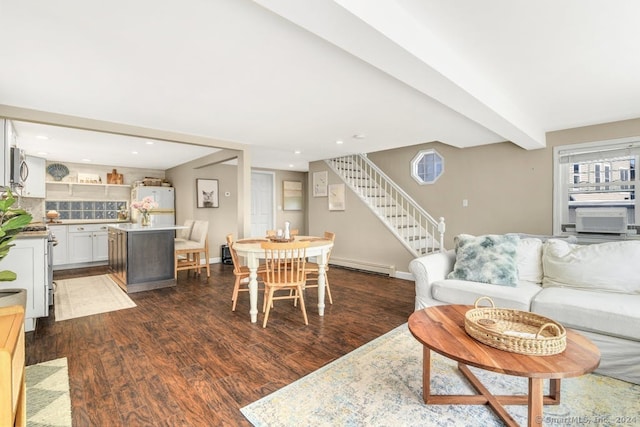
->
<box><xmin>330</xmin><ymin>257</ymin><xmax>396</xmax><ymax>277</ymax></box>
<box><xmin>575</xmin><ymin>207</ymin><xmax>628</xmax><ymax>234</ymax></box>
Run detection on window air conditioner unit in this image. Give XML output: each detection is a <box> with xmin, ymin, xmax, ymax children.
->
<box><xmin>575</xmin><ymin>207</ymin><xmax>628</xmax><ymax>234</ymax></box>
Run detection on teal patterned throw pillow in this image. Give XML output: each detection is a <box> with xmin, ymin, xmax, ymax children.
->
<box><xmin>446</xmin><ymin>234</ymin><xmax>519</xmax><ymax>287</ymax></box>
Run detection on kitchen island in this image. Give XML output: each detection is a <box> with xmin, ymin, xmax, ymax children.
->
<box><xmin>107</xmin><ymin>224</ymin><xmax>187</xmax><ymax>293</ymax></box>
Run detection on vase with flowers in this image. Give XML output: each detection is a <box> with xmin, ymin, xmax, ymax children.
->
<box><xmin>131</xmin><ymin>196</ymin><xmax>158</xmax><ymax>226</ymax></box>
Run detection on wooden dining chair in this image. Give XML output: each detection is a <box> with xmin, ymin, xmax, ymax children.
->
<box><xmin>260</xmin><ymin>240</ymin><xmax>310</xmax><ymax>328</ymax></box>
<box><xmin>303</xmin><ymin>231</ymin><xmax>335</xmax><ymax>304</ymax></box>
<box><xmin>175</xmin><ymin>220</ymin><xmax>210</xmax><ymax>279</ymax></box>
<box><xmin>226</xmin><ymin>234</ymin><xmax>266</xmax><ymax>311</ymax></box>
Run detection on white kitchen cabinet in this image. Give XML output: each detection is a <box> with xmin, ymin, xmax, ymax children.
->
<box><xmin>22</xmin><ymin>155</ymin><xmax>46</xmax><ymax>198</ymax></box>
<box><xmin>0</xmin><ymin>119</ymin><xmax>15</xmax><ymax>188</ymax></box>
<box><xmin>93</xmin><ymin>228</ymin><xmax>109</xmax><ymax>261</ymax></box>
<box><xmin>49</xmin><ymin>225</ymin><xmax>68</xmax><ymax>266</ymax></box>
<box><xmin>0</xmin><ymin>236</ymin><xmax>47</xmax><ymax>332</ymax></box>
<box><xmin>68</xmin><ymin>224</ymin><xmax>112</xmax><ymax>264</ymax></box>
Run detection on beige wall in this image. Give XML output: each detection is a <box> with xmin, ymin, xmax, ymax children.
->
<box><xmin>254</xmin><ymin>168</ymin><xmax>307</xmax><ymax>234</ymax></box>
<box><xmin>309</xmin><ymin>117</ymin><xmax>640</xmax><ymax>275</ymax></box>
<box><xmin>167</xmin><ymin>162</ymin><xmax>306</xmax><ymax>260</ymax></box>
<box><xmin>307</xmin><ymin>162</ymin><xmax>412</xmax><ymax>275</ymax></box>
<box><xmin>166</xmin><ymin>162</ymin><xmax>239</xmax><ymax>259</ymax></box>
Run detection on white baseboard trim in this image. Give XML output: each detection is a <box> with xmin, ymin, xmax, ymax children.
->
<box><xmin>210</xmin><ymin>255</ymin><xmax>414</xmax><ymax>281</ymax></box>
<box><xmin>330</xmin><ymin>257</ymin><xmax>396</xmax><ymax>276</ymax></box>
<box><xmin>393</xmin><ymin>270</ymin><xmax>414</xmax><ymax>281</ymax></box>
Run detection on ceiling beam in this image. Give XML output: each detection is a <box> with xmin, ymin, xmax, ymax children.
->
<box><xmin>254</xmin><ymin>0</ymin><xmax>546</xmax><ymax>150</ymax></box>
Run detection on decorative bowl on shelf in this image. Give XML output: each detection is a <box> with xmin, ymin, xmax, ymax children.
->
<box><xmin>46</xmin><ymin>210</ymin><xmax>60</xmax><ymax>222</ymax></box>
<box><xmin>46</xmin><ymin>163</ymin><xmax>69</xmax><ymax>181</ymax></box>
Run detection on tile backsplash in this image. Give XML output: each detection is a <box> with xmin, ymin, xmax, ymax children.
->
<box><xmin>46</xmin><ymin>200</ymin><xmax>128</xmax><ymax>220</ymax></box>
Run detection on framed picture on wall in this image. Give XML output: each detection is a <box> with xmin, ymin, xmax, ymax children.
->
<box><xmin>196</xmin><ymin>178</ymin><xmax>219</xmax><ymax>208</ymax></box>
<box><xmin>283</xmin><ymin>180</ymin><xmax>303</xmax><ymax>210</ymax></box>
<box><xmin>313</xmin><ymin>171</ymin><xmax>328</xmax><ymax>197</ymax></box>
<box><xmin>328</xmin><ymin>183</ymin><xmax>345</xmax><ymax>211</ymax></box>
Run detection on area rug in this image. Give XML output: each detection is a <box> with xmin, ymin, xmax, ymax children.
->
<box><xmin>241</xmin><ymin>324</ymin><xmax>640</xmax><ymax>426</ymax></box>
<box><xmin>54</xmin><ymin>274</ymin><xmax>136</xmax><ymax>321</ymax></box>
<box><xmin>25</xmin><ymin>357</ymin><xmax>72</xmax><ymax>427</ymax></box>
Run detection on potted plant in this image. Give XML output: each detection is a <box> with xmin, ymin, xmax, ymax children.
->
<box><xmin>0</xmin><ymin>189</ymin><xmax>33</xmax><ymax>281</ymax></box>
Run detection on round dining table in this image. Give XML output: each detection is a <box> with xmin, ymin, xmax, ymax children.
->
<box><xmin>232</xmin><ymin>235</ymin><xmax>334</xmax><ymax>323</ymax></box>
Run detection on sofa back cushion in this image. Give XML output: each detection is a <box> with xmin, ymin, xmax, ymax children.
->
<box><xmin>447</xmin><ymin>234</ymin><xmax>519</xmax><ymax>286</ymax></box>
<box><xmin>517</xmin><ymin>238</ymin><xmax>543</xmax><ymax>284</ymax></box>
<box><xmin>542</xmin><ymin>239</ymin><xmax>640</xmax><ymax>294</ymax></box>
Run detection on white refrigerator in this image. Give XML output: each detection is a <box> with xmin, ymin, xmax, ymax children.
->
<box><xmin>131</xmin><ymin>186</ymin><xmax>176</xmax><ymax>226</ymax></box>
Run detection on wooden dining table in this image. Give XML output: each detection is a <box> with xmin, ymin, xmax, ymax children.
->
<box><xmin>233</xmin><ymin>235</ymin><xmax>334</xmax><ymax>323</ymax></box>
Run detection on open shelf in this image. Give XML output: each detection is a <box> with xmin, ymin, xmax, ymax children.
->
<box><xmin>46</xmin><ymin>181</ymin><xmax>131</xmax><ymax>196</ymax></box>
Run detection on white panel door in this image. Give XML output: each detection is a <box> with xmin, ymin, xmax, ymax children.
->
<box><xmin>251</xmin><ymin>171</ymin><xmax>275</xmax><ymax>237</ymax></box>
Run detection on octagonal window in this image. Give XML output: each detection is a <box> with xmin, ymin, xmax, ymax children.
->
<box><xmin>411</xmin><ymin>149</ymin><xmax>444</xmax><ymax>184</ymax></box>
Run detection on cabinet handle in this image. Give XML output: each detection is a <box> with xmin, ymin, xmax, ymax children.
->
<box><xmin>77</xmin><ymin>227</ymin><xmax>84</xmax><ymax>231</ymax></box>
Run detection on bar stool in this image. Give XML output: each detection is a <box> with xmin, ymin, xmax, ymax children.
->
<box><xmin>175</xmin><ymin>220</ymin><xmax>210</xmax><ymax>279</ymax></box>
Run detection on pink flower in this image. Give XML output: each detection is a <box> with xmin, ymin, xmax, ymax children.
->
<box><xmin>131</xmin><ymin>196</ymin><xmax>159</xmax><ymax>214</ymax></box>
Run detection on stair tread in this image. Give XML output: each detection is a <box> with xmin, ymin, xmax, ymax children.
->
<box><xmin>328</xmin><ymin>155</ymin><xmax>443</xmax><ymax>258</ymax></box>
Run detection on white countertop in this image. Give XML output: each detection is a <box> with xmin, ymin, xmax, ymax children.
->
<box><xmin>107</xmin><ymin>223</ymin><xmax>188</xmax><ymax>232</ymax></box>
<box><xmin>48</xmin><ymin>220</ymin><xmax>131</xmax><ymax>226</ymax></box>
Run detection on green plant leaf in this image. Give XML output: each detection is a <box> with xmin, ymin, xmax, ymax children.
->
<box><xmin>1</xmin><ymin>214</ymin><xmax>32</xmax><ymax>232</ymax></box>
<box><xmin>0</xmin><ymin>270</ymin><xmax>17</xmax><ymax>281</ymax></box>
<box><xmin>0</xmin><ymin>188</ymin><xmax>33</xmax><ymax>281</ymax></box>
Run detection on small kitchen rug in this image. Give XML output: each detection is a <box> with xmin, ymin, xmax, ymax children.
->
<box><xmin>54</xmin><ymin>274</ymin><xmax>136</xmax><ymax>321</ymax></box>
<box><xmin>26</xmin><ymin>357</ymin><xmax>72</xmax><ymax>427</ymax></box>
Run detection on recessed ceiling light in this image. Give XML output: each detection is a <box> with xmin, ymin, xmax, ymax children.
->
<box><xmin>294</xmin><ymin>150</ymin><xmax>301</xmax><ymax>154</ymax></box>
<box><xmin>336</xmin><ymin>140</ymin><xmax>344</xmax><ymax>145</ymax></box>
<box><xmin>37</xmin><ymin>151</ymin><xmax>48</xmax><ymax>156</ymax></box>
<box><xmin>82</xmin><ymin>158</ymin><xmax>91</xmax><ymax>162</ymax></box>
<box><xmin>36</xmin><ymin>135</ymin><xmax>49</xmax><ymax>140</ymax></box>
<box><xmin>145</xmin><ymin>141</ymin><xmax>154</xmax><ymax>145</ymax></box>
<box><xmin>289</xmin><ymin>164</ymin><xmax>294</xmax><ymax>168</ymax></box>
<box><xmin>132</xmin><ymin>151</ymin><xmax>139</xmax><ymax>155</ymax></box>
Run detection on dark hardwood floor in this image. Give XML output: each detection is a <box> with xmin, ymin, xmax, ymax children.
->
<box><xmin>27</xmin><ymin>263</ymin><xmax>416</xmax><ymax>426</ymax></box>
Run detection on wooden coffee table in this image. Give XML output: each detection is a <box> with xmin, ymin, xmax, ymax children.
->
<box><xmin>408</xmin><ymin>305</ymin><xmax>600</xmax><ymax>427</ymax></box>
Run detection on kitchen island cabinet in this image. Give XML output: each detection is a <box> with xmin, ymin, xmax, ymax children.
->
<box><xmin>107</xmin><ymin>224</ymin><xmax>186</xmax><ymax>293</ymax></box>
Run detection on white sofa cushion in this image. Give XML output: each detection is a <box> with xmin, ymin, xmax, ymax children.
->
<box><xmin>542</xmin><ymin>239</ymin><xmax>640</xmax><ymax>294</ymax></box>
<box><xmin>532</xmin><ymin>287</ymin><xmax>640</xmax><ymax>341</ymax></box>
<box><xmin>517</xmin><ymin>238</ymin><xmax>543</xmax><ymax>284</ymax></box>
<box><xmin>431</xmin><ymin>279</ymin><xmax>542</xmax><ymax>312</ymax></box>
<box><xmin>447</xmin><ymin>234</ymin><xmax>519</xmax><ymax>286</ymax></box>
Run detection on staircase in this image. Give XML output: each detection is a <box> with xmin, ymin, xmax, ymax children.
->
<box><xmin>325</xmin><ymin>154</ymin><xmax>445</xmax><ymax>257</ymax></box>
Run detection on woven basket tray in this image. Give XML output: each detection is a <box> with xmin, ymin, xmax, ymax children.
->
<box><xmin>464</xmin><ymin>297</ymin><xmax>567</xmax><ymax>356</ymax></box>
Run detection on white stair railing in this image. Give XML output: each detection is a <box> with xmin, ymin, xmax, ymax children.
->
<box><xmin>325</xmin><ymin>154</ymin><xmax>445</xmax><ymax>257</ymax></box>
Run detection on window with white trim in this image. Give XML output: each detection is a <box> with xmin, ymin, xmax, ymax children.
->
<box><xmin>554</xmin><ymin>138</ymin><xmax>639</xmax><ymax>235</ymax></box>
<box><xmin>411</xmin><ymin>149</ymin><xmax>444</xmax><ymax>185</ymax></box>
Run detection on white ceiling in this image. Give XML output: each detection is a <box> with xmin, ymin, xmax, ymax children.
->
<box><xmin>2</xmin><ymin>0</ymin><xmax>640</xmax><ymax>171</ymax></box>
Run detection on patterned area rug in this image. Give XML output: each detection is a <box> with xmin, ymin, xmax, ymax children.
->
<box><xmin>25</xmin><ymin>357</ymin><xmax>72</xmax><ymax>427</ymax></box>
<box><xmin>241</xmin><ymin>324</ymin><xmax>640</xmax><ymax>426</ymax></box>
<box><xmin>55</xmin><ymin>274</ymin><xmax>136</xmax><ymax>321</ymax></box>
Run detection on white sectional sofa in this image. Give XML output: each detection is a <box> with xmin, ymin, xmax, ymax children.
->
<box><xmin>409</xmin><ymin>234</ymin><xmax>640</xmax><ymax>385</ymax></box>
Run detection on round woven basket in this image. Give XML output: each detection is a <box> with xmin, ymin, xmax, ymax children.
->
<box><xmin>464</xmin><ymin>297</ymin><xmax>567</xmax><ymax>356</ymax></box>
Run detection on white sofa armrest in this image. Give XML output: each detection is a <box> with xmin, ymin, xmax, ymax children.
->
<box><xmin>409</xmin><ymin>249</ymin><xmax>456</xmax><ymax>310</ymax></box>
